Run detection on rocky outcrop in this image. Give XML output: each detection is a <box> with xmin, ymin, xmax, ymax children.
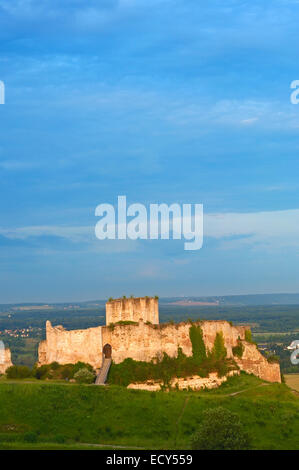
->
<box><xmin>128</xmin><ymin>371</ymin><xmax>240</xmax><ymax>391</ymax></box>
<box><xmin>236</xmin><ymin>341</ymin><xmax>281</xmax><ymax>383</ymax></box>
<box><xmin>0</xmin><ymin>347</ymin><xmax>13</xmax><ymax>374</ymax></box>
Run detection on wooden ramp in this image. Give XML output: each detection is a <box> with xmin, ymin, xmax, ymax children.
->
<box><xmin>95</xmin><ymin>358</ymin><xmax>112</xmax><ymax>385</ymax></box>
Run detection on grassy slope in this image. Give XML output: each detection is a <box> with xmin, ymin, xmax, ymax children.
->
<box><xmin>0</xmin><ymin>443</ymin><xmax>122</xmax><ymax>450</ymax></box>
<box><xmin>0</xmin><ymin>374</ymin><xmax>298</xmax><ymax>450</ymax></box>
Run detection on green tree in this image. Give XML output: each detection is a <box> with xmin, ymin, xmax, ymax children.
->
<box><xmin>211</xmin><ymin>332</ymin><xmax>227</xmax><ymax>360</ymax></box>
<box><xmin>6</xmin><ymin>365</ymin><xmax>32</xmax><ymax>379</ymax></box>
<box><xmin>191</xmin><ymin>407</ymin><xmax>250</xmax><ymax>450</ymax></box>
<box><xmin>33</xmin><ymin>364</ymin><xmax>50</xmax><ymax>380</ymax></box>
<box><xmin>245</xmin><ymin>329</ymin><xmax>253</xmax><ymax>343</ymax></box>
<box><xmin>189</xmin><ymin>325</ymin><xmax>206</xmax><ymax>364</ymax></box>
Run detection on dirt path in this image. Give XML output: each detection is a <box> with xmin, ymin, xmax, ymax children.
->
<box><xmin>224</xmin><ymin>382</ymin><xmax>271</xmax><ymax>397</ymax></box>
<box><xmin>79</xmin><ymin>443</ymin><xmax>145</xmax><ymax>449</ymax></box>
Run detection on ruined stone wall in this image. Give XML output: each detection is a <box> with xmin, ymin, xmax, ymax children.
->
<box><xmin>102</xmin><ymin>320</ymin><xmax>280</xmax><ymax>383</ymax></box>
<box><xmin>38</xmin><ymin>321</ymin><xmax>103</xmax><ymax>369</ymax></box>
<box><xmin>0</xmin><ymin>348</ymin><xmax>13</xmax><ymax>374</ymax></box>
<box><xmin>128</xmin><ymin>371</ymin><xmax>240</xmax><ymax>392</ymax></box>
<box><xmin>106</xmin><ymin>297</ymin><xmax>159</xmax><ymax>325</ymax></box>
<box><xmin>38</xmin><ymin>316</ymin><xmax>281</xmax><ymax>383</ymax></box>
<box><xmin>236</xmin><ymin>341</ymin><xmax>281</xmax><ymax>383</ymax></box>
<box><xmin>102</xmin><ymin>320</ymin><xmax>247</xmax><ymax>364</ymax></box>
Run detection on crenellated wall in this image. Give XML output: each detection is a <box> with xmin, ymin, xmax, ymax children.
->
<box><xmin>106</xmin><ymin>297</ymin><xmax>159</xmax><ymax>325</ymax></box>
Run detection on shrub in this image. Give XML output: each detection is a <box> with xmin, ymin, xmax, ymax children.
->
<box><xmin>214</xmin><ymin>360</ymin><xmax>229</xmax><ymax>377</ymax></box>
<box><xmin>60</xmin><ymin>365</ymin><xmax>74</xmax><ymax>380</ymax></box>
<box><xmin>6</xmin><ymin>365</ymin><xmax>32</xmax><ymax>379</ymax></box>
<box><xmin>190</xmin><ymin>407</ymin><xmax>250</xmax><ymax>450</ymax></box>
<box><xmin>266</xmin><ymin>354</ymin><xmax>280</xmax><ymax>364</ymax></box>
<box><xmin>50</xmin><ymin>361</ymin><xmax>60</xmax><ymax>370</ymax></box>
<box><xmin>33</xmin><ymin>362</ymin><xmax>95</xmax><ymax>381</ymax></box>
<box><xmin>74</xmin><ymin>368</ymin><xmax>95</xmax><ymax>384</ymax></box>
<box><xmin>232</xmin><ymin>340</ymin><xmax>244</xmax><ymax>358</ymax></box>
<box><xmin>34</xmin><ymin>364</ymin><xmax>51</xmax><ymax>380</ymax></box>
<box><xmin>72</xmin><ymin>362</ymin><xmax>94</xmax><ymax>375</ymax></box>
<box><xmin>54</xmin><ymin>434</ymin><xmax>66</xmax><ymax>444</ymax></box>
<box><xmin>23</xmin><ymin>432</ymin><xmax>38</xmax><ymax>443</ymax></box>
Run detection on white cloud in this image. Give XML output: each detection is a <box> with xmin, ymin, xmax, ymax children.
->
<box><xmin>205</xmin><ymin>208</ymin><xmax>299</xmax><ymax>250</ymax></box>
<box><xmin>0</xmin><ymin>225</ymin><xmax>92</xmax><ymax>242</ymax></box>
<box><xmin>1</xmin><ymin>208</ymin><xmax>299</xmax><ymax>252</ymax></box>
<box><xmin>241</xmin><ymin>117</ymin><xmax>258</xmax><ymax>125</ymax></box>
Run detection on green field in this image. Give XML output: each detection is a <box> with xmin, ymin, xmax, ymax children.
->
<box><xmin>285</xmin><ymin>374</ymin><xmax>299</xmax><ymax>392</ymax></box>
<box><xmin>0</xmin><ymin>373</ymin><xmax>299</xmax><ymax>450</ymax></box>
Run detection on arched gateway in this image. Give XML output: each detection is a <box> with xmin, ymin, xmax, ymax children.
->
<box><xmin>103</xmin><ymin>343</ymin><xmax>112</xmax><ymax>359</ymax></box>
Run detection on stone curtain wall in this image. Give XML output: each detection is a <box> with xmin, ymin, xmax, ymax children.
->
<box><xmin>103</xmin><ymin>320</ymin><xmax>281</xmax><ymax>383</ymax></box>
<box><xmin>201</xmin><ymin>321</ymin><xmax>247</xmax><ymax>357</ymax></box>
<box><xmin>106</xmin><ymin>297</ymin><xmax>159</xmax><ymax>325</ymax></box>
<box><xmin>0</xmin><ymin>348</ymin><xmax>13</xmax><ymax>374</ymax></box>
<box><xmin>102</xmin><ymin>320</ymin><xmax>247</xmax><ymax>363</ymax></box>
<box><xmin>38</xmin><ymin>321</ymin><xmax>103</xmax><ymax>369</ymax></box>
<box><xmin>38</xmin><ymin>317</ymin><xmax>281</xmax><ymax>383</ymax></box>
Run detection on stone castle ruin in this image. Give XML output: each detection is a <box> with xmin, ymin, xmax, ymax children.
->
<box><xmin>38</xmin><ymin>296</ymin><xmax>281</xmax><ymax>384</ymax></box>
<box><xmin>0</xmin><ymin>344</ymin><xmax>13</xmax><ymax>375</ymax></box>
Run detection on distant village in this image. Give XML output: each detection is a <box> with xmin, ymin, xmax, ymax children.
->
<box><xmin>0</xmin><ymin>326</ymin><xmax>42</xmax><ymax>338</ymax></box>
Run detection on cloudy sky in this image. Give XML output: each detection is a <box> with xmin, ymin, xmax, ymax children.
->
<box><xmin>0</xmin><ymin>0</ymin><xmax>299</xmax><ymax>302</ymax></box>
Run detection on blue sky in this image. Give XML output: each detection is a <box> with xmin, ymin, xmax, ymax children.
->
<box><xmin>0</xmin><ymin>0</ymin><xmax>299</xmax><ymax>302</ymax></box>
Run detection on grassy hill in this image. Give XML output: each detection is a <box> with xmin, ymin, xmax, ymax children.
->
<box><xmin>0</xmin><ymin>373</ymin><xmax>299</xmax><ymax>450</ymax></box>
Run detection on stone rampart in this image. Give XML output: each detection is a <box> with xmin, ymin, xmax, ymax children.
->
<box><xmin>38</xmin><ymin>321</ymin><xmax>103</xmax><ymax>369</ymax></box>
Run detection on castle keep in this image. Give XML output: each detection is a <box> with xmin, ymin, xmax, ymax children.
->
<box><xmin>106</xmin><ymin>296</ymin><xmax>159</xmax><ymax>325</ymax></box>
<box><xmin>38</xmin><ymin>297</ymin><xmax>281</xmax><ymax>383</ymax></box>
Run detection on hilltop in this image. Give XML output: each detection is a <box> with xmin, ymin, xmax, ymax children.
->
<box><xmin>0</xmin><ymin>373</ymin><xmax>298</xmax><ymax>450</ymax></box>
